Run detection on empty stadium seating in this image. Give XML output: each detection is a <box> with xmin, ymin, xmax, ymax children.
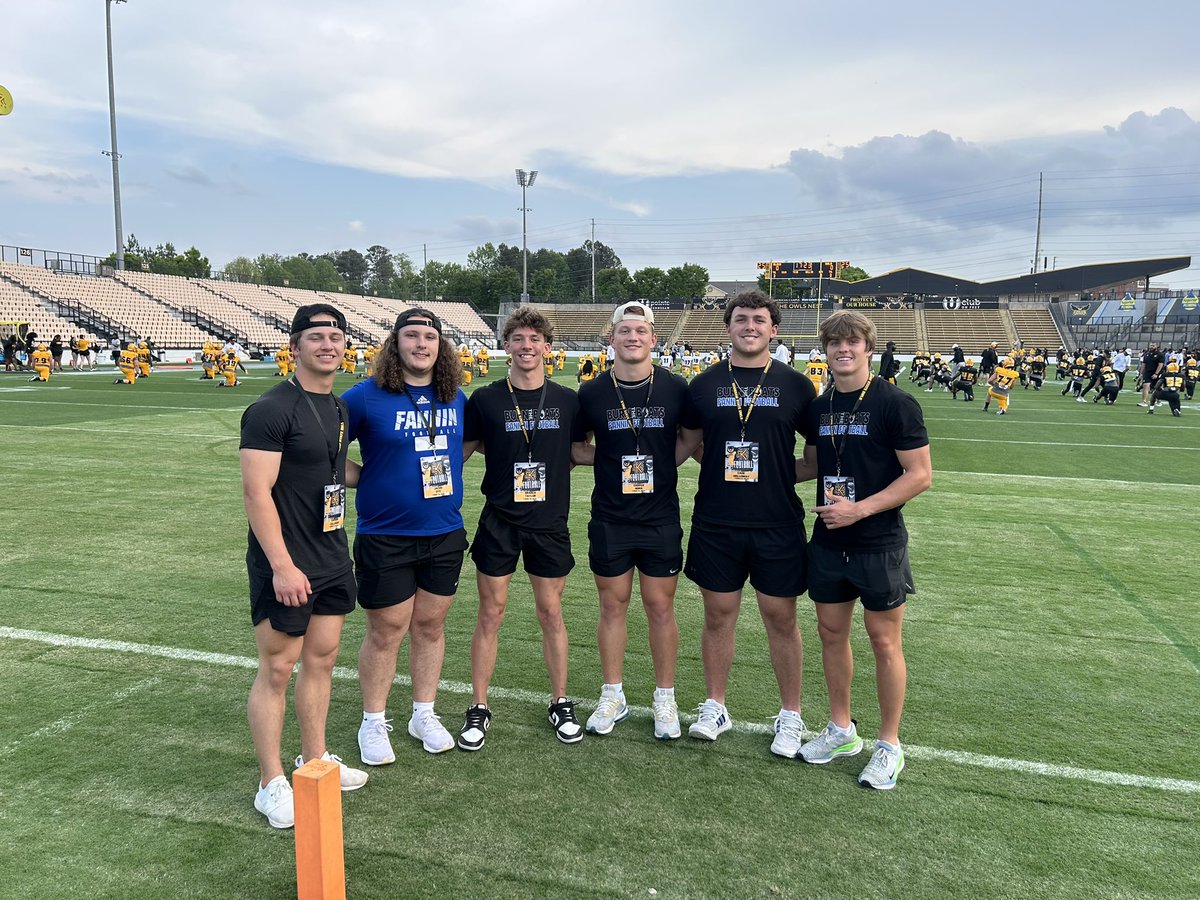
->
<box><xmin>1008</xmin><ymin>307</ymin><xmax>1065</xmax><ymax>350</ymax></box>
<box><xmin>923</xmin><ymin>309</ymin><xmax>1010</xmax><ymax>356</ymax></box>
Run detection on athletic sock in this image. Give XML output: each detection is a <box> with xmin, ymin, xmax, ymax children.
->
<box><xmin>363</xmin><ymin>710</ymin><xmax>386</xmax><ymax>723</ymax></box>
<box><xmin>876</xmin><ymin>739</ymin><xmax>900</xmax><ymax>753</ymax></box>
<box><xmin>603</xmin><ymin>682</ymin><xmax>624</xmax><ymax>697</ymax></box>
<box><xmin>412</xmin><ymin>701</ymin><xmax>434</xmax><ymax>717</ymax></box>
<box><xmin>654</xmin><ymin>686</ymin><xmax>675</xmax><ymax>698</ymax></box>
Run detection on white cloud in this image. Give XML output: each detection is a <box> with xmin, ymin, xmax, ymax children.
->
<box><xmin>348</xmin><ymin>220</ymin><xmax>365</xmax><ymax>233</ymax></box>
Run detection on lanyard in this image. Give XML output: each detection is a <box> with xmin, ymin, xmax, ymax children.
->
<box><xmin>829</xmin><ymin>375</ymin><xmax>872</xmax><ymax>477</ymax></box>
<box><xmin>728</xmin><ymin>359</ymin><xmax>771</xmax><ymax>441</ymax></box>
<box><xmin>611</xmin><ymin>370</ymin><xmax>654</xmax><ymax>455</ymax></box>
<box><xmin>506</xmin><ymin>377</ymin><xmax>548</xmax><ymax>463</ymax></box>
<box><xmin>291</xmin><ymin>378</ymin><xmax>345</xmax><ymax>482</ymax></box>
<box><xmin>401</xmin><ymin>384</ymin><xmax>438</xmax><ymax>444</ymax></box>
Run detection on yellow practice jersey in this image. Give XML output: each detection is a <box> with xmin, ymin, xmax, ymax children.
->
<box><xmin>137</xmin><ymin>347</ymin><xmax>151</xmax><ymax>363</ymax></box>
<box><xmin>32</xmin><ymin>349</ymin><xmax>52</xmax><ymax>369</ymax></box>
<box><xmin>1162</xmin><ymin>373</ymin><xmax>1185</xmax><ymax>392</ymax></box>
<box><xmin>119</xmin><ymin>348</ymin><xmax>138</xmax><ymax>368</ymax></box>
<box><xmin>805</xmin><ymin>360</ymin><xmax>828</xmax><ymax>382</ymax></box>
<box><xmin>957</xmin><ymin>366</ymin><xmax>978</xmax><ymax>385</ymax></box>
<box><xmin>77</xmin><ymin>339</ymin><xmax>90</xmax><ymax>353</ymax></box>
<box><xmin>991</xmin><ymin>365</ymin><xmax>1019</xmax><ymax>391</ymax></box>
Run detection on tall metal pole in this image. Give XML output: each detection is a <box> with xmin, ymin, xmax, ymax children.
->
<box><xmin>1032</xmin><ymin>171</ymin><xmax>1044</xmax><ymax>275</ymax></box>
<box><xmin>104</xmin><ymin>0</ymin><xmax>126</xmax><ymax>270</ymax></box>
<box><xmin>521</xmin><ymin>180</ymin><xmax>528</xmax><ymax>303</ymax></box>
<box><xmin>515</xmin><ymin>169</ymin><xmax>537</xmax><ymax>304</ymax></box>
<box><xmin>590</xmin><ymin>218</ymin><xmax>596</xmax><ymax>303</ymax></box>
<box><xmin>422</xmin><ymin>243</ymin><xmax>428</xmax><ymax>302</ymax></box>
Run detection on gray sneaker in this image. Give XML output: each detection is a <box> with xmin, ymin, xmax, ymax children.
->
<box><xmin>688</xmin><ymin>699</ymin><xmax>731</xmax><ymax>741</ymax></box>
<box><xmin>800</xmin><ymin>721</ymin><xmax>864</xmax><ymax>764</ymax></box>
<box><xmin>858</xmin><ymin>742</ymin><xmax>905</xmax><ymax>790</ymax></box>
<box><xmin>586</xmin><ymin>685</ymin><xmax>629</xmax><ymax>735</ymax></box>
<box><xmin>652</xmin><ymin>688</ymin><xmax>681</xmax><ymax>740</ymax></box>
<box><xmin>408</xmin><ymin>708</ymin><xmax>455</xmax><ymax>754</ymax></box>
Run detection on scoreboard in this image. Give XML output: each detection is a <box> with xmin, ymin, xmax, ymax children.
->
<box><xmin>757</xmin><ymin>261</ymin><xmax>851</xmax><ymax>279</ymax></box>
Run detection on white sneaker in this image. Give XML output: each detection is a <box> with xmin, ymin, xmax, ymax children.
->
<box><xmin>800</xmin><ymin>721</ymin><xmax>865</xmax><ymax>764</ymax></box>
<box><xmin>769</xmin><ymin>709</ymin><xmax>806</xmax><ymax>758</ymax></box>
<box><xmin>254</xmin><ymin>775</ymin><xmax>295</xmax><ymax>829</ymax></box>
<box><xmin>688</xmin><ymin>698</ymin><xmax>732</xmax><ymax>741</ymax></box>
<box><xmin>586</xmin><ymin>685</ymin><xmax>628</xmax><ymax>735</ymax></box>
<box><xmin>358</xmin><ymin>717</ymin><xmax>396</xmax><ymax>766</ymax></box>
<box><xmin>1076</xmin><ymin>396</ymin><xmax>1088</xmax><ymax>403</ymax></box>
<box><xmin>652</xmin><ymin>688</ymin><xmax>681</xmax><ymax>740</ymax></box>
<box><xmin>858</xmin><ymin>742</ymin><xmax>906</xmax><ymax>790</ymax></box>
<box><xmin>408</xmin><ymin>708</ymin><xmax>455</xmax><ymax>754</ymax></box>
<box><xmin>294</xmin><ymin>751</ymin><xmax>369</xmax><ymax>791</ymax></box>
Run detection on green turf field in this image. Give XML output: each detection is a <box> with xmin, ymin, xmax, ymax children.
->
<box><xmin>1</xmin><ymin>363</ymin><xmax>1198</xmax><ymax>899</ymax></box>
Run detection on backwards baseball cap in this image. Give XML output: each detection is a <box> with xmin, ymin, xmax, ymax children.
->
<box><xmin>291</xmin><ymin>303</ymin><xmax>346</xmax><ymax>335</ymax></box>
<box><xmin>611</xmin><ymin>301</ymin><xmax>654</xmax><ymax>326</ymax></box>
<box><xmin>394</xmin><ymin>308</ymin><xmax>442</xmax><ymax>333</ymax></box>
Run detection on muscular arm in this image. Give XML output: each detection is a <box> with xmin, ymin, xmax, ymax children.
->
<box><xmin>344</xmin><ymin>457</ymin><xmax>362</xmax><ymax>489</ymax></box>
<box><xmin>814</xmin><ymin>445</ymin><xmax>933</xmax><ymax>530</ymax></box>
<box><xmin>571</xmin><ymin>437</ymin><xmax>595</xmax><ymax>466</ymax></box>
<box><xmin>240</xmin><ymin>448</ymin><xmax>311</xmax><ymax>607</ymax></box>
<box><xmin>795</xmin><ymin>443</ymin><xmax>819</xmax><ymax>483</ymax></box>
<box><xmin>675</xmin><ymin>427</ymin><xmax>703</xmax><ymax>467</ymax></box>
<box><xmin>463</xmin><ymin>440</ymin><xmax>483</xmax><ymax>462</ymax></box>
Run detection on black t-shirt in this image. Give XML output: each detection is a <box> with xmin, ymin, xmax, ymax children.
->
<box><xmin>463</xmin><ymin>378</ymin><xmax>585</xmax><ymax>532</ymax></box>
<box><xmin>688</xmin><ymin>360</ymin><xmax>816</xmax><ymax>528</ymax></box>
<box><xmin>240</xmin><ymin>379</ymin><xmax>351</xmax><ymax>577</ymax></box>
<box><xmin>578</xmin><ymin>369</ymin><xmax>700</xmax><ymax>526</ymax></box>
<box><xmin>801</xmin><ymin>377</ymin><xmax>928</xmax><ymax>551</ymax></box>
<box><xmin>49</xmin><ymin>339</ymin><xmax>64</xmax><ymax>356</ymax></box>
<box><xmin>1142</xmin><ymin>350</ymin><xmax>1165</xmax><ymax>379</ymax></box>
<box><xmin>878</xmin><ymin>351</ymin><xmax>895</xmax><ymax>379</ymax></box>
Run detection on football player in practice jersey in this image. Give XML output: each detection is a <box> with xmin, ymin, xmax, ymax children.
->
<box><xmin>218</xmin><ymin>349</ymin><xmax>241</xmax><ymax>387</ymax></box>
<box><xmin>1148</xmin><ymin>362</ymin><xmax>1185</xmax><ymax>416</ymax></box>
<box><xmin>136</xmin><ymin>341</ymin><xmax>152</xmax><ymax>379</ymax></box>
<box><xmin>950</xmin><ymin>359</ymin><xmax>978</xmax><ymax>401</ymax></box>
<box><xmin>275</xmin><ymin>344</ymin><xmax>292</xmax><ymax>377</ymax></box>
<box><xmin>1026</xmin><ymin>353</ymin><xmax>1045</xmax><ymax>390</ymax></box>
<box><xmin>476</xmin><ymin>346</ymin><xmax>489</xmax><ymax>377</ymax></box>
<box><xmin>1184</xmin><ymin>354</ymin><xmax>1198</xmax><ymax>400</ymax></box>
<box><xmin>1096</xmin><ymin>363</ymin><xmax>1121</xmax><ymax>404</ymax></box>
<box><xmin>984</xmin><ymin>356</ymin><xmax>1019</xmax><ymax>415</ymax></box>
<box><xmin>30</xmin><ymin>343</ymin><xmax>52</xmax><ymax>382</ymax></box>
<box><xmin>805</xmin><ymin>356</ymin><xmax>829</xmax><ymax>396</ymax></box>
<box><xmin>115</xmin><ymin>343</ymin><xmax>138</xmax><ymax>385</ymax></box>
<box><xmin>1062</xmin><ymin>354</ymin><xmax>1088</xmax><ymax>398</ymax></box>
<box><xmin>341</xmin><ymin>344</ymin><xmax>358</xmax><ymax>377</ymax></box>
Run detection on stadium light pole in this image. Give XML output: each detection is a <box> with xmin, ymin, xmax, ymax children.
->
<box><xmin>104</xmin><ymin>0</ymin><xmax>127</xmax><ymax>271</ymax></box>
<box><xmin>515</xmin><ymin>169</ymin><xmax>537</xmax><ymax>303</ymax></box>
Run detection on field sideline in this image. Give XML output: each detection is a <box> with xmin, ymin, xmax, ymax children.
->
<box><xmin>1</xmin><ymin>363</ymin><xmax>1198</xmax><ymax>899</ymax></box>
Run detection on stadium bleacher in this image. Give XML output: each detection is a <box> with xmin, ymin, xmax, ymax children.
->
<box><xmin>0</xmin><ymin>273</ymin><xmax>104</xmax><ymax>348</ymax></box>
<box><xmin>923</xmin><ymin>309</ymin><xmax>1010</xmax><ymax>355</ymax></box>
<box><xmin>1008</xmin><ymin>307</ymin><xmax>1065</xmax><ymax>350</ymax></box>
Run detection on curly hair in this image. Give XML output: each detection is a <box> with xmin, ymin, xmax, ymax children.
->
<box><xmin>502</xmin><ymin>306</ymin><xmax>554</xmax><ymax>342</ymax></box>
<box><xmin>373</xmin><ymin>329</ymin><xmax>462</xmax><ymax>402</ymax></box>
<box><xmin>724</xmin><ymin>289</ymin><xmax>781</xmax><ymax>326</ymax></box>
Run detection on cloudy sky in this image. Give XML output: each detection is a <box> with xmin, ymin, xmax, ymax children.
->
<box><xmin>3</xmin><ymin>0</ymin><xmax>1199</xmax><ymax>288</ymax></box>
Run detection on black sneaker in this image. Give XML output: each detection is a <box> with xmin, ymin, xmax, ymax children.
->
<box><xmin>548</xmin><ymin>698</ymin><xmax>583</xmax><ymax>744</ymax></box>
<box><xmin>457</xmin><ymin>704</ymin><xmax>492</xmax><ymax>751</ymax></box>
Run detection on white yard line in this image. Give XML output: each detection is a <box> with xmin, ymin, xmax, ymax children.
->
<box><xmin>1</xmin><ymin>676</ymin><xmax>162</xmax><ymax>755</ymax></box>
<box><xmin>931</xmin><ymin>436</ymin><xmax>1198</xmax><ymax>451</ymax></box>
<box><xmin>935</xmin><ymin>470</ymin><xmax>1200</xmax><ymax>489</ymax></box>
<box><xmin>3</xmin><ymin>626</ymin><xmax>1196</xmax><ymax>795</ymax></box>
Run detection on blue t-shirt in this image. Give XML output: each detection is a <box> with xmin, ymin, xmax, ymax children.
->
<box><xmin>342</xmin><ymin>379</ymin><xmax>467</xmax><ymax>536</ymax></box>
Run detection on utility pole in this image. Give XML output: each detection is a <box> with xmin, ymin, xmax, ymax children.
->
<box><xmin>590</xmin><ymin>218</ymin><xmax>596</xmax><ymax>303</ymax></box>
<box><xmin>422</xmin><ymin>243</ymin><xmax>428</xmax><ymax>302</ymax></box>
<box><xmin>1032</xmin><ymin>172</ymin><xmax>1044</xmax><ymax>274</ymax></box>
<box><xmin>104</xmin><ymin>0</ymin><xmax>127</xmax><ymax>270</ymax></box>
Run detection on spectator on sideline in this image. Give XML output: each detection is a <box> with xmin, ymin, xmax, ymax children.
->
<box><xmin>676</xmin><ymin>290</ymin><xmax>817</xmax><ymax>756</ymax></box>
<box><xmin>573</xmin><ymin>302</ymin><xmax>700</xmax><ymax>740</ymax></box>
<box><xmin>342</xmin><ymin>309</ymin><xmax>469</xmax><ymax>763</ymax></box>
<box><xmin>458</xmin><ymin>306</ymin><xmax>588</xmax><ymax>750</ymax></box>
<box><xmin>240</xmin><ymin>303</ymin><xmax>368</xmax><ymax>830</ymax></box>
<box><xmin>797</xmin><ymin>309</ymin><xmax>931</xmax><ymax>790</ymax></box>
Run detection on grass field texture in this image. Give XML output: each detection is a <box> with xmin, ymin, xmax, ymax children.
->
<box><xmin>1</xmin><ymin>363</ymin><xmax>1198</xmax><ymax>899</ymax></box>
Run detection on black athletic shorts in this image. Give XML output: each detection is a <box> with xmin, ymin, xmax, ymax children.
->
<box><xmin>249</xmin><ymin>566</ymin><xmax>357</xmax><ymax>636</ymax></box>
<box><xmin>470</xmin><ymin>506</ymin><xmax>574</xmax><ymax>579</ymax></box>
<box><xmin>588</xmin><ymin>519</ymin><xmax>684</xmax><ymax>579</ymax></box>
<box><xmin>684</xmin><ymin>519</ymin><xmax>807</xmax><ymax>597</ymax></box>
<box><xmin>807</xmin><ymin>541</ymin><xmax>913</xmax><ymax>612</ymax></box>
<box><xmin>354</xmin><ymin>529</ymin><xmax>468</xmax><ymax>608</ymax></box>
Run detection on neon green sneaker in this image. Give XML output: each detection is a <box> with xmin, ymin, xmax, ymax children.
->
<box><xmin>799</xmin><ymin>721</ymin><xmax>865</xmax><ymax>764</ymax></box>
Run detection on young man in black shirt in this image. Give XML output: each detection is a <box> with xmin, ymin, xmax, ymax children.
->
<box><xmin>459</xmin><ymin>307</ymin><xmax>588</xmax><ymax>749</ymax></box>
<box><xmin>574</xmin><ymin>302</ymin><xmax>700</xmax><ymax>740</ymax></box>
<box><xmin>796</xmin><ymin>310</ymin><xmax>931</xmax><ymax>790</ymax></box>
<box><xmin>676</xmin><ymin>290</ymin><xmax>816</xmax><ymax>756</ymax></box>
<box><xmin>1138</xmin><ymin>344</ymin><xmax>1165</xmax><ymax>407</ymax></box>
<box><xmin>240</xmin><ymin>304</ymin><xmax>368</xmax><ymax>829</ymax></box>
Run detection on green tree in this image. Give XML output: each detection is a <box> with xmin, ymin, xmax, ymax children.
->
<box><xmin>485</xmin><ymin>267</ymin><xmax>522</xmax><ymax>311</ymax></box>
<box><xmin>595</xmin><ymin>267</ymin><xmax>633</xmax><ymax>302</ymax></box>
<box><xmin>529</xmin><ymin>267</ymin><xmax>561</xmax><ymax>301</ymax></box>
<box><xmin>665</xmin><ymin>262</ymin><xmax>709</xmax><ymax>299</ymax></box>
<box><xmin>256</xmin><ymin>254</ymin><xmax>286</xmax><ymax>287</ymax></box>
<box><xmin>564</xmin><ymin>240</ymin><xmax>620</xmax><ymax>300</ymax></box>
<box><xmin>467</xmin><ymin>242</ymin><xmax>501</xmax><ymax>275</ymax></box>
<box><xmin>365</xmin><ymin>245</ymin><xmax>396</xmax><ymax>296</ymax></box>
<box><xmin>631</xmin><ymin>266</ymin><xmax>668</xmax><ymax>300</ymax></box>
<box><xmin>312</xmin><ymin>257</ymin><xmax>344</xmax><ymax>292</ymax></box>
<box><xmin>223</xmin><ymin>256</ymin><xmax>261</xmax><ymax>282</ymax></box>
<box><xmin>281</xmin><ymin>255</ymin><xmax>317</xmax><ymax>290</ymax></box>
<box><xmin>332</xmin><ymin>249</ymin><xmax>368</xmax><ymax>295</ymax></box>
<box><xmin>840</xmin><ymin>266</ymin><xmax>869</xmax><ymax>282</ymax></box>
